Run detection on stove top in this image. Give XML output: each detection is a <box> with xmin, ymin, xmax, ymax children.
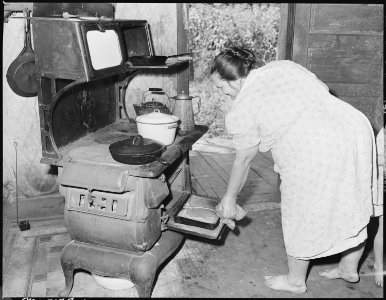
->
<box><xmin>53</xmin><ymin>120</ymin><xmax>207</xmax><ymax>177</ymax></box>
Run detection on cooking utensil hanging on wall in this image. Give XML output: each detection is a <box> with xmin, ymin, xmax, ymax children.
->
<box><xmin>6</xmin><ymin>9</ymin><xmax>37</xmax><ymax>97</ymax></box>
<box><xmin>129</xmin><ymin>52</ymin><xmax>193</xmax><ymax>66</ymax></box>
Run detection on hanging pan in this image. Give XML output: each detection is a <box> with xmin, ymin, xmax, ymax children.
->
<box><xmin>129</xmin><ymin>52</ymin><xmax>192</xmax><ymax>66</ymax></box>
<box><xmin>6</xmin><ymin>9</ymin><xmax>37</xmax><ymax>97</ymax></box>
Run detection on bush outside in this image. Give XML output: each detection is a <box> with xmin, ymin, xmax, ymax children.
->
<box><xmin>188</xmin><ymin>3</ymin><xmax>280</xmax><ymax>138</ymax></box>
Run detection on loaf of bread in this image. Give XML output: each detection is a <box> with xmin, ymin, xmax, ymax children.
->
<box><xmin>177</xmin><ymin>207</ymin><xmax>218</xmax><ymax>225</ymax></box>
<box><xmin>184</xmin><ymin>195</ymin><xmax>218</xmax><ymax>210</ymax></box>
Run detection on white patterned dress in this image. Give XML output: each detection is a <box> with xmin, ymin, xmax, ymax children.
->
<box><xmin>225</xmin><ymin>60</ymin><xmax>376</xmax><ymax>259</ymax></box>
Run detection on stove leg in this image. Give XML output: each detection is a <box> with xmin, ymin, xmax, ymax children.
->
<box><xmin>129</xmin><ymin>230</ymin><xmax>184</xmax><ymax>297</ymax></box>
<box><xmin>59</xmin><ymin>265</ymin><xmax>74</xmax><ymax>297</ymax></box>
<box><xmin>59</xmin><ymin>241</ymin><xmax>76</xmax><ymax>297</ymax></box>
<box><xmin>130</xmin><ymin>255</ymin><xmax>156</xmax><ymax>298</ymax></box>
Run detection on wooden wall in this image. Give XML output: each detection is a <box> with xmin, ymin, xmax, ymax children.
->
<box><xmin>290</xmin><ymin>4</ymin><xmax>383</xmax><ymax>134</ymax></box>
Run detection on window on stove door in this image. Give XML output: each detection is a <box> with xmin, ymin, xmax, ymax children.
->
<box><xmin>86</xmin><ymin>29</ymin><xmax>123</xmax><ymax>70</ymax></box>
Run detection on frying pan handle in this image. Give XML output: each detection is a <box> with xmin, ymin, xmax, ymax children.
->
<box><xmin>23</xmin><ymin>9</ymin><xmax>33</xmax><ymax>52</ymax></box>
<box><xmin>167</xmin><ymin>52</ymin><xmax>193</xmax><ymax>59</ymax></box>
<box><xmin>24</xmin><ymin>9</ymin><xmax>30</xmax><ymax>34</ymax></box>
<box><xmin>145</xmin><ymin>154</ymin><xmax>169</xmax><ymax>166</ymax></box>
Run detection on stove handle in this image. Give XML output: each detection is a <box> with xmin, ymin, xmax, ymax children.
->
<box><xmin>160</xmin><ymin>204</ymin><xmax>169</xmax><ymax>231</ymax></box>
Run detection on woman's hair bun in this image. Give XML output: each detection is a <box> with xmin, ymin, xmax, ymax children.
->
<box><xmin>210</xmin><ymin>46</ymin><xmax>257</xmax><ymax>80</ymax></box>
<box><xmin>225</xmin><ymin>47</ymin><xmax>256</xmax><ymax>65</ymax></box>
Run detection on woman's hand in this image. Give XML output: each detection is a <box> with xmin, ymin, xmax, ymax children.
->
<box><xmin>215</xmin><ymin>196</ymin><xmax>237</xmax><ymax>219</ymax></box>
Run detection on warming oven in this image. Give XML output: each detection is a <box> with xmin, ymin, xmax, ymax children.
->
<box><xmin>31</xmin><ymin>7</ymin><xmax>226</xmax><ymax>298</ymax></box>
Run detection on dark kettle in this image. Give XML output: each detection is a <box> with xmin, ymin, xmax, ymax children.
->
<box><xmin>133</xmin><ymin>88</ymin><xmax>172</xmax><ymax>116</ymax></box>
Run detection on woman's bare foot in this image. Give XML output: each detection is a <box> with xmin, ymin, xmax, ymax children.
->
<box><xmin>319</xmin><ymin>267</ymin><xmax>359</xmax><ymax>283</ymax></box>
<box><xmin>265</xmin><ymin>275</ymin><xmax>307</xmax><ymax>294</ymax></box>
<box><xmin>373</xmin><ymin>265</ymin><xmax>383</xmax><ymax>287</ymax></box>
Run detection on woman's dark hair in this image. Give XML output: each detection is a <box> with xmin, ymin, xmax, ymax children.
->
<box><xmin>210</xmin><ymin>46</ymin><xmax>257</xmax><ymax>81</ymax></box>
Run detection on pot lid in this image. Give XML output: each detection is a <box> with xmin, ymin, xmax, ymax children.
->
<box><xmin>109</xmin><ymin>135</ymin><xmax>165</xmax><ymax>156</ymax></box>
<box><xmin>136</xmin><ymin>109</ymin><xmax>179</xmax><ymax>124</ymax></box>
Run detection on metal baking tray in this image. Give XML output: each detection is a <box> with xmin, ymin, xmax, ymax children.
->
<box><xmin>173</xmin><ymin>194</ymin><xmax>220</xmax><ymax>230</ymax></box>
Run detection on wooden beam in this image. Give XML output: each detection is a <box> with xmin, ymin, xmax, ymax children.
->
<box><xmin>4</xmin><ymin>2</ymin><xmax>33</xmax><ymax>11</ymax></box>
<box><xmin>292</xmin><ymin>3</ymin><xmax>312</xmax><ymax>67</ymax></box>
<box><xmin>277</xmin><ymin>3</ymin><xmax>296</xmax><ymax>60</ymax></box>
<box><xmin>176</xmin><ymin>3</ymin><xmax>189</xmax><ymax>94</ymax></box>
<box><xmin>3</xmin><ymin>2</ymin><xmax>33</xmax><ymax>22</ymax></box>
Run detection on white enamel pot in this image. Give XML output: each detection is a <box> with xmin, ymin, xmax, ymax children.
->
<box><xmin>135</xmin><ymin>109</ymin><xmax>179</xmax><ymax>145</ymax></box>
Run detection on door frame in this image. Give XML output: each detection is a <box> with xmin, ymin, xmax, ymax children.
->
<box><xmin>277</xmin><ymin>3</ymin><xmax>296</xmax><ymax>60</ymax></box>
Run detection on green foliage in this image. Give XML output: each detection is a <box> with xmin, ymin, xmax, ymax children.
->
<box><xmin>188</xmin><ymin>3</ymin><xmax>280</xmax><ymax>137</ymax></box>
<box><xmin>188</xmin><ymin>3</ymin><xmax>280</xmax><ymax>82</ymax></box>
<box><xmin>190</xmin><ymin>79</ymin><xmax>232</xmax><ymax>138</ymax></box>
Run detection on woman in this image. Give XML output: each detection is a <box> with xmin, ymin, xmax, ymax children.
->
<box><xmin>212</xmin><ymin>47</ymin><xmax>377</xmax><ymax>294</ymax></box>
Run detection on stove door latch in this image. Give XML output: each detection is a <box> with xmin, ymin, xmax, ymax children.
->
<box><xmin>87</xmin><ymin>189</ymin><xmax>103</xmax><ymax>210</ymax></box>
<box><xmin>160</xmin><ymin>204</ymin><xmax>169</xmax><ymax>231</ymax></box>
<box><xmin>87</xmin><ymin>189</ymin><xmax>93</xmax><ymax>204</ymax></box>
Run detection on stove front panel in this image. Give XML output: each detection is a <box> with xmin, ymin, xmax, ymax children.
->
<box><xmin>61</xmin><ymin>183</ymin><xmax>164</xmax><ymax>252</ymax></box>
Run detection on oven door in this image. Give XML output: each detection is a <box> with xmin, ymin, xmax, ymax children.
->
<box><xmin>162</xmin><ymin>154</ymin><xmax>227</xmax><ymax>239</ymax></box>
<box><xmin>165</xmin><ymin>193</ymin><xmax>227</xmax><ymax>239</ymax></box>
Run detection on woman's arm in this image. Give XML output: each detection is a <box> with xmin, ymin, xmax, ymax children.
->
<box><xmin>217</xmin><ymin>145</ymin><xmax>259</xmax><ymax>218</ymax></box>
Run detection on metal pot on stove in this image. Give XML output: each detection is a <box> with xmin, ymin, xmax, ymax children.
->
<box><xmin>135</xmin><ymin>110</ymin><xmax>179</xmax><ymax>145</ymax></box>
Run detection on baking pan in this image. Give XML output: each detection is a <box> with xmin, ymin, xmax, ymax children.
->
<box><xmin>174</xmin><ymin>211</ymin><xmax>220</xmax><ymax>230</ymax></box>
<box><xmin>174</xmin><ymin>194</ymin><xmax>220</xmax><ymax>230</ymax></box>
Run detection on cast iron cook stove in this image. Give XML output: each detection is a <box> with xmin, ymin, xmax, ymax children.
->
<box><xmin>32</xmin><ymin>8</ymin><xmax>226</xmax><ymax>298</ymax></box>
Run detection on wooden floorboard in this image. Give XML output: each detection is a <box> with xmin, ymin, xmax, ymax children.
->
<box><xmin>190</xmin><ymin>150</ymin><xmax>280</xmax><ymax>207</ymax></box>
<box><xmin>193</xmin><ymin>152</ymin><xmax>228</xmax><ymax>199</ymax></box>
<box><xmin>202</xmin><ymin>153</ymin><xmax>233</xmax><ymax>184</ymax></box>
<box><xmin>190</xmin><ymin>172</ymin><xmax>207</xmax><ymax>196</ymax></box>
<box><xmin>190</xmin><ymin>152</ymin><xmax>221</xmax><ymax>198</ymax></box>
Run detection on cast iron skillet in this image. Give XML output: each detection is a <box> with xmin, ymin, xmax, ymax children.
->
<box><xmin>129</xmin><ymin>53</ymin><xmax>192</xmax><ymax>66</ymax></box>
<box><xmin>109</xmin><ymin>135</ymin><xmax>168</xmax><ymax>165</ymax></box>
<box><xmin>6</xmin><ymin>9</ymin><xmax>37</xmax><ymax>97</ymax></box>
<box><xmin>129</xmin><ymin>56</ymin><xmax>168</xmax><ymax>66</ymax></box>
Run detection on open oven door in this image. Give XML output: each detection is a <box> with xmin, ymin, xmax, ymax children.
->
<box><xmin>164</xmin><ymin>193</ymin><xmax>227</xmax><ymax>239</ymax></box>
